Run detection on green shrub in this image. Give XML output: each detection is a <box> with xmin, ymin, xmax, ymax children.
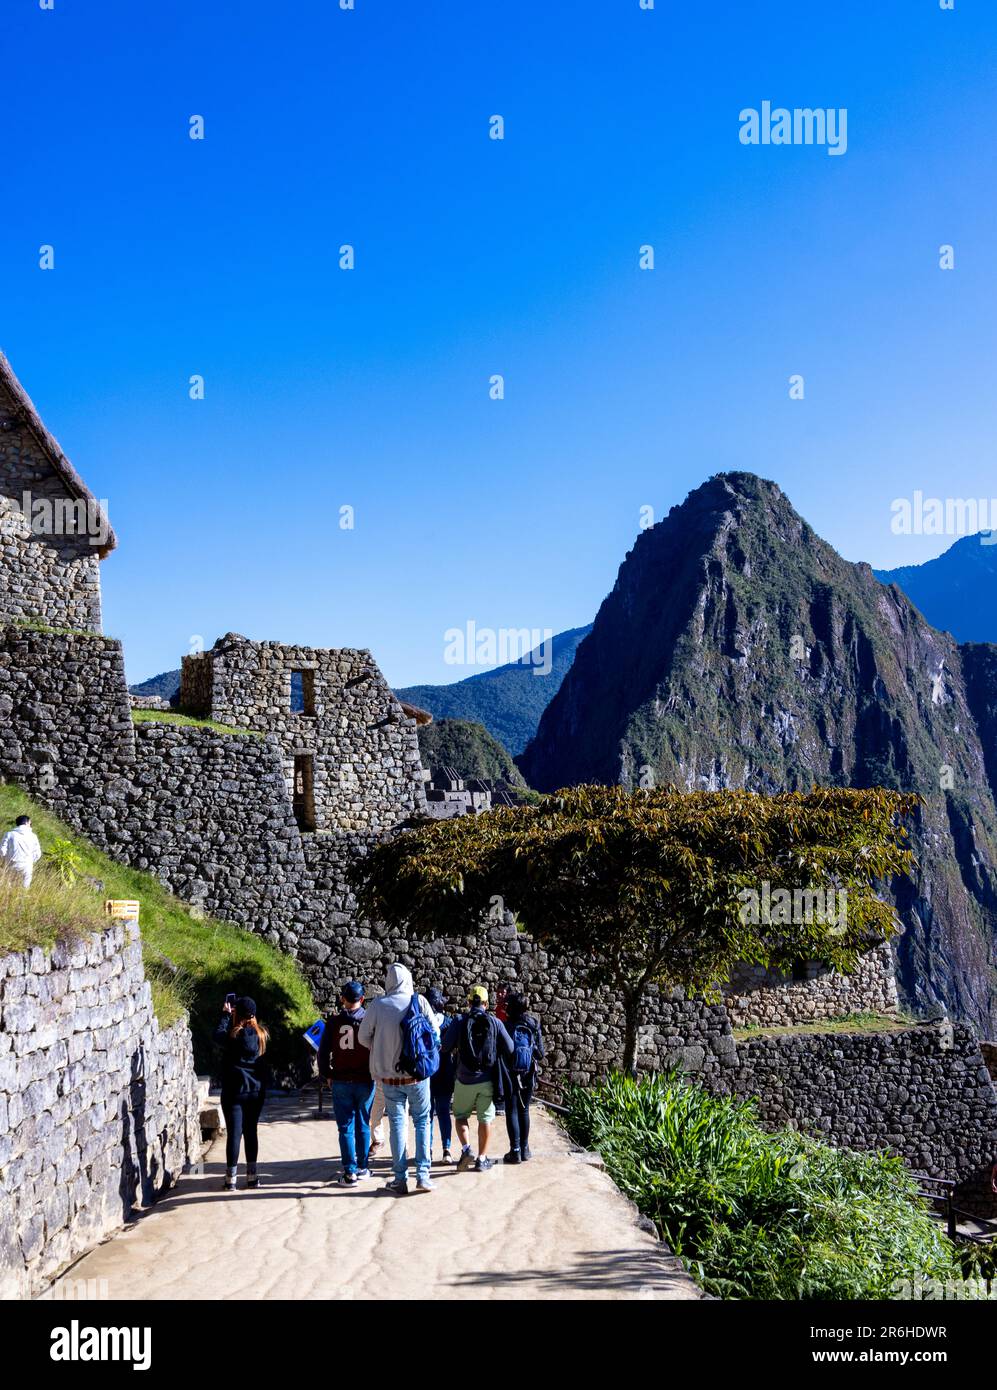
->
<box><xmin>565</xmin><ymin>1070</ymin><xmax>962</xmax><ymax>1300</ymax></box>
<box><xmin>44</xmin><ymin>838</ymin><xmax>84</xmax><ymax>885</ymax></box>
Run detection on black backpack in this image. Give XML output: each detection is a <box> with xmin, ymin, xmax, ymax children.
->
<box><xmin>460</xmin><ymin>1010</ymin><xmax>497</xmax><ymax>1073</ymax></box>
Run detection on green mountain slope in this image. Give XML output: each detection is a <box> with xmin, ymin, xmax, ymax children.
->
<box><xmin>417</xmin><ymin>719</ymin><xmax>526</xmax><ymax>787</ymax></box>
<box><xmin>395</xmin><ymin>624</ymin><xmax>591</xmax><ymax>755</ymax></box>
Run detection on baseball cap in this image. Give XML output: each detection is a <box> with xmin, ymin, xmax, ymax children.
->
<box><xmin>341</xmin><ymin>980</ymin><xmax>365</xmax><ymax>1002</ymax></box>
<box><xmin>468</xmin><ymin>984</ymin><xmax>488</xmax><ymax>1005</ymax></box>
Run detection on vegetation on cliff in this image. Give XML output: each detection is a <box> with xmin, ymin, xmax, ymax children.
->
<box><xmin>565</xmin><ymin>1071</ymin><xmax>961</xmax><ymax>1300</ymax></box>
<box><xmin>0</xmin><ymin>785</ymin><xmax>315</xmax><ymax>1070</ymax></box>
<box><xmin>416</xmin><ymin>718</ymin><xmax>527</xmax><ymax>788</ymax></box>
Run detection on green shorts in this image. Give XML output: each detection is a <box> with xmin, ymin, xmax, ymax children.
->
<box><xmin>452</xmin><ymin>1079</ymin><xmax>495</xmax><ymax>1124</ymax></box>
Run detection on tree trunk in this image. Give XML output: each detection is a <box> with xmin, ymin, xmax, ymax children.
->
<box><xmin>621</xmin><ymin>987</ymin><xmax>644</xmax><ymax>1075</ymax></box>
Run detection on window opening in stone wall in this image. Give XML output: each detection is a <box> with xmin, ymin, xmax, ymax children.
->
<box><xmin>791</xmin><ymin>960</ymin><xmax>809</xmax><ymax>983</ymax></box>
<box><xmin>291</xmin><ymin>670</ymin><xmax>316</xmax><ymax>716</ymax></box>
<box><xmin>293</xmin><ymin>754</ymin><xmax>317</xmax><ymax>831</ymax></box>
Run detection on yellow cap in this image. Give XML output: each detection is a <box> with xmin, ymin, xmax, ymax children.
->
<box><xmin>469</xmin><ymin>984</ymin><xmax>488</xmax><ymax>1005</ymax></box>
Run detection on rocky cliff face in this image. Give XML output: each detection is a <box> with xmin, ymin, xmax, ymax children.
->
<box><xmin>519</xmin><ymin>474</ymin><xmax>997</xmax><ymax>1032</ymax></box>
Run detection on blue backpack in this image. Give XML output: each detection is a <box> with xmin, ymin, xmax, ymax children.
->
<box><xmin>398</xmin><ymin>994</ymin><xmax>440</xmax><ymax>1081</ymax></box>
<box><xmin>512</xmin><ymin>1021</ymin><xmax>536</xmax><ymax>1074</ymax></box>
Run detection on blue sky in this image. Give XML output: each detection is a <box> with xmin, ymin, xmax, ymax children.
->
<box><xmin>3</xmin><ymin>0</ymin><xmax>995</xmax><ymax>685</ymax></box>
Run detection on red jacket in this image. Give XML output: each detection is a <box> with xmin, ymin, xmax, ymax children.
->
<box><xmin>318</xmin><ymin>1007</ymin><xmax>372</xmax><ymax>1085</ymax></box>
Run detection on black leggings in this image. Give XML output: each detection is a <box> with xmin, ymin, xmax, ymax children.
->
<box><xmin>504</xmin><ymin>1080</ymin><xmax>533</xmax><ymax>1153</ymax></box>
<box><xmin>222</xmin><ymin>1095</ymin><xmax>264</xmax><ymax>1167</ymax></box>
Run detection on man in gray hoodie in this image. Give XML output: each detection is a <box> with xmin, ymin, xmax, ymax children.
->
<box><xmin>357</xmin><ymin>963</ymin><xmax>439</xmax><ymax>1195</ymax></box>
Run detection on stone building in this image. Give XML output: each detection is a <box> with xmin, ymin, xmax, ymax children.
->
<box><xmin>0</xmin><ymin>353</ymin><xmax>114</xmax><ymax>633</ymax></box>
<box><xmin>180</xmin><ymin>633</ymin><xmax>427</xmax><ymax>833</ymax></box>
<box><xmin>423</xmin><ymin>765</ymin><xmax>494</xmax><ymax>818</ymax></box>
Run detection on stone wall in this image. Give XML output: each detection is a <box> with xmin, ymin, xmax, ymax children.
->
<box><xmin>0</xmin><ymin>624</ymin><xmax>136</xmax><ymax>842</ymax></box>
<box><xmin>724</xmin><ymin>943</ymin><xmax>900</xmax><ymax>1029</ymax></box>
<box><xmin>729</xmin><ymin>1023</ymin><xmax>997</xmax><ymax>1213</ymax></box>
<box><xmin>122</xmin><ymin>721</ymin><xmax>306</xmax><ymax>935</ymax></box>
<box><xmin>0</xmin><ymin>922</ymin><xmax>202</xmax><ymax>1299</ymax></box>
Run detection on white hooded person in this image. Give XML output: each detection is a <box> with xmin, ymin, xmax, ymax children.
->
<box><xmin>357</xmin><ymin>963</ymin><xmax>439</xmax><ymax>1195</ymax></box>
<box><xmin>0</xmin><ymin>815</ymin><xmax>42</xmax><ymax>889</ymax></box>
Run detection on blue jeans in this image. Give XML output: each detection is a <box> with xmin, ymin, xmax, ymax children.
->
<box><xmin>431</xmin><ymin>1087</ymin><xmax>453</xmax><ymax>1151</ymax></box>
<box><xmin>332</xmin><ymin>1080</ymin><xmax>376</xmax><ymax>1175</ymax></box>
<box><xmin>383</xmin><ymin>1079</ymin><xmax>432</xmax><ymax>1184</ymax></box>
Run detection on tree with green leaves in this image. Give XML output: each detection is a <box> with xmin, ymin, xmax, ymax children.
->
<box><xmin>349</xmin><ymin>785</ymin><xmax>918</xmax><ymax>1073</ymax></box>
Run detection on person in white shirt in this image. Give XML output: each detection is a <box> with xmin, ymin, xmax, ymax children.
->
<box><xmin>0</xmin><ymin>815</ymin><xmax>43</xmax><ymax>888</ymax></box>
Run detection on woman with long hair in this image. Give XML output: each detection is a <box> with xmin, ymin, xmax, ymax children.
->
<box><xmin>502</xmin><ymin>992</ymin><xmax>544</xmax><ymax>1164</ymax></box>
<box><xmin>214</xmin><ymin>995</ymin><xmax>269</xmax><ymax>1191</ymax></box>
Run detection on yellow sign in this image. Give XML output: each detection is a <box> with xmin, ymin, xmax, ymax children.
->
<box><xmin>105</xmin><ymin>899</ymin><xmax>140</xmax><ymax>924</ymax></box>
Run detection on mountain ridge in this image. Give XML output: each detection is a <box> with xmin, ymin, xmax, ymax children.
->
<box><xmin>875</xmin><ymin>532</ymin><xmax>997</xmax><ymax>644</ymax></box>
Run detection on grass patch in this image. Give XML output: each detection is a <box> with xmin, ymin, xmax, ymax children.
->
<box><xmin>5</xmin><ymin>618</ymin><xmax>106</xmax><ymax>639</ymax></box>
<box><xmin>0</xmin><ymin>869</ymin><xmax>107</xmax><ymax>955</ymax></box>
<box><xmin>732</xmin><ymin>1011</ymin><xmax>914</xmax><ymax>1041</ymax></box>
<box><xmin>131</xmin><ymin>709</ymin><xmax>261</xmax><ymax>739</ymax></box>
<box><xmin>565</xmin><ymin>1071</ymin><xmax>962</xmax><ymax>1300</ymax></box>
<box><xmin>0</xmin><ymin>784</ymin><xmax>316</xmax><ymax>1073</ymax></box>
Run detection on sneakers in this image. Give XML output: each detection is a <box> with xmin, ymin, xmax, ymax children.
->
<box><xmin>338</xmin><ymin>1172</ymin><xmax>359</xmax><ymax>1186</ymax></box>
<box><xmin>503</xmin><ymin>1150</ymin><xmax>521</xmax><ymax>1165</ymax></box>
<box><xmin>415</xmin><ymin>1178</ymin><xmax>435</xmax><ymax>1194</ymax></box>
<box><xmin>246</xmin><ymin>1171</ymin><xmax>261</xmax><ymax>1189</ymax></box>
<box><xmin>356</xmin><ymin>1168</ymin><xmax>371</xmax><ymax>1181</ymax></box>
<box><xmin>441</xmin><ymin>1148</ymin><xmax>453</xmax><ymax>1164</ymax></box>
<box><xmin>384</xmin><ymin>1179</ymin><xmax>409</xmax><ymax>1197</ymax></box>
<box><xmin>474</xmin><ymin>1156</ymin><xmax>494</xmax><ymax>1173</ymax></box>
<box><xmin>456</xmin><ymin>1148</ymin><xmax>476</xmax><ymax>1173</ymax></box>
<box><xmin>223</xmin><ymin>1174</ymin><xmax>238</xmax><ymax>1192</ymax></box>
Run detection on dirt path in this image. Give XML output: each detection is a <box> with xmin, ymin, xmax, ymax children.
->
<box><xmin>43</xmin><ymin>1095</ymin><xmax>704</xmax><ymax>1301</ymax></box>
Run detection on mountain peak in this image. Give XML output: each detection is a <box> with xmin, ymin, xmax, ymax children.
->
<box><xmin>518</xmin><ymin>474</ymin><xmax>997</xmax><ymax>1032</ymax></box>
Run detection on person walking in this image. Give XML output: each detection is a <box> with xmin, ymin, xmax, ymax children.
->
<box><xmin>426</xmin><ymin>987</ymin><xmax>457</xmax><ymax>1163</ymax></box>
<box><xmin>0</xmin><ymin>814</ymin><xmax>42</xmax><ymax>888</ymax></box>
<box><xmin>357</xmin><ymin>964</ymin><xmax>440</xmax><ymax>1196</ymax></box>
<box><xmin>317</xmin><ymin>980</ymin><xmax>375</xmax><ymax>1186</ymax></box>
<box><xmin>214</xmin><ymin>995</ymin><xmax>269</xmax><ymax>1192</ymax></box>
<box><xmin>502</xmin><ymin>993</ymin><xmax>545</xmax><ymax>1164</ymax></box>
<box><xmin>368</xmin><ymin>1082</ymin><xmax>387</xmax><ymax>1159</ymax></box>
<box><xmin>441</xmin><ymin>985</ymin><xmax>513</xmax><ymax>1174</ymax></box>
<box><xmin>493</xmin><ymin>983</ymin><xmax>512</xmax><ymax>1118</ymax></box>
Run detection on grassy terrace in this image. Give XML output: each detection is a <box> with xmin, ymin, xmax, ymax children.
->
<box><xmin>731</xmin><ymin>1011</ymin><xmax>916</xmax><ymax>1041</ymax></box>
<box><xmin>0</xmin><ymin>784</ymin><xmax>315</xmax><ymax>1070</ymax></box>
<box><xmin>131</xmin><ymin>709</ymin><xmax>262</xmax><ymax>738</ymax></box>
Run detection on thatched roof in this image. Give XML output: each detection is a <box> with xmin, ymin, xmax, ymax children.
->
<box><xmin>398</xmin><ymin>699</ymin><xmax>433</xmax><ymax>726</ymax></box>
<box><xmin>0</xmin><ymin>352</ymin><xmax>117</xmax><ymax>557</ymax></box>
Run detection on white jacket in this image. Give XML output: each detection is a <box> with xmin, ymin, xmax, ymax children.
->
<box><xmin>357</xmin><ymin>964</ymin><xmax>438</xmax><ymax>1081</ymax></box>
<box><xmin>0</xmin><ymin>825</ymin><xmax>42</xmax><ymax>883</ymax></box>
